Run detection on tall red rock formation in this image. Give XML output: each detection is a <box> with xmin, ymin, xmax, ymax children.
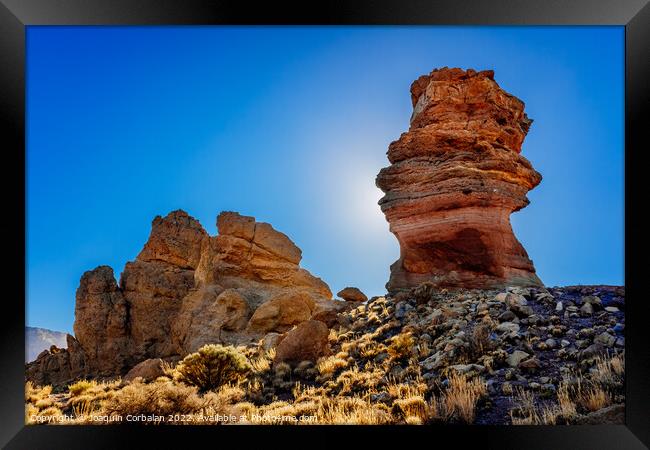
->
<box><xmin>376</xmin><ymin>67</ymin><xmax>543</xmax><ymax>292</ymax></box>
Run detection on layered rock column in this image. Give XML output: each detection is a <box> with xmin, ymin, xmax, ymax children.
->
<box><xmin>376</xmin><ymin>67</ymin><xmax>543</xmax><ymax>292</ymax></box>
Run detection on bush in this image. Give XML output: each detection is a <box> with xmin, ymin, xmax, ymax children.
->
<box><xmin>68</xmin><ymin>379</ymin><xmax>96</xmax><ymax>397</ymax></box>
<box><xmin>173</xmin><ymin>344</ymin><xmax>252</xmax><ymax>392</ymax></box>
<box><xmin>387</xmin><ymin>333</ymin><xmax>415</xmax><ymax>360</ymax></box>
<box><xmin>412</xmin><ymin>282</ymin><xmax>436</xmax><ymax>305</ymax></box>
<box><xmin>102</xmin><ymin>378</ymin><xmax>203</xmax><ymax>419</ymax></box>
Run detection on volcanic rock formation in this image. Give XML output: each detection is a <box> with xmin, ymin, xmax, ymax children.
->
<box><xmin>376</xmin><ymin>67</ymin><xmax>543</xmax><ymax>292</ymax></box>
<box><xmin>26</xmin><ymin>210</ymin><xmax>335</xmax><ymax>386</ymax></box>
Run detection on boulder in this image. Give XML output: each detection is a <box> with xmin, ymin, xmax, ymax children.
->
<box><xmin>337</xmin><ymin>287</ymin><xmax>368</xmax><ymax>302</ymax></box>
<box><xmin>123</xmin><ymin>358</ymin><xmax>166</xmax><ymax>383</ymax></box>
<box><xmin>247</xmin><ymin>291</ymin><xmax>315</xmax><ymax>333</ymax></box>
<box><xmin>274</xmin><ymin>320</ymin><xmax>331</xmax><ymax>366</ymax></box>
<box><xmin>573</xmin><ymin>404</ymin><xmax>625</xmax><ymax>425</ymax></box>
<box><xmin>506</xmin><ymin>350</ymin><xmax>530</xmax><ymax>367</ymax></box>
<box><xmin>310</xmin><ymin>299</ymin><xmax>353</xmax><ymax>327</ymax></box>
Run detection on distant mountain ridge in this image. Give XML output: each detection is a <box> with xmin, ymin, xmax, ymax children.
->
<box><xmin>26</xmin><ymin>327</ymin><xmax>68</xmax><ymax>362</ymax></box>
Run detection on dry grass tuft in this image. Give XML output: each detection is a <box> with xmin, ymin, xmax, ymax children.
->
<box><xmin>440</xmin><ymin>372</ymin><xmax>487</xmax><ymax>423</ymax></box>
<box><xmin>102</xmin><ymin>379</ymin><xmax>203</xmax><ymax>420</ymax></box>
<box><xmin>387</xmin><ymin>333</ymin><xmax>415</xmax><ymax>360</ymax></box>
<box><xmin>316</xmin><ymin>355</ymin><xmax>349</xmax><ymax>378</ymax></box>
<box><xmin>580</xmin><ymin>387</ymin><xmax>611</xmax><ymax>412</ymax></box>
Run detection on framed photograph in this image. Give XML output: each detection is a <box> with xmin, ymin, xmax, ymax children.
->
<box><xmin>2</xmin><ymin>0</ymin><xmax>648</xmax><ymax>448</ymax></box>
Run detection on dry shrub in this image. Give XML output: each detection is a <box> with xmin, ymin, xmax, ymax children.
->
<box><xmin>393</xmin><ymin>396</ymin><xmax>427</xmax><ymax>422</ymax></box>
<box><xmin>102</xmin><ymin>379</ymin><xmax>203</xmax><ymax>419</ymax></box>
<box><xmin>68</xmin><ymin>379</ymin><xmax>96</xmax><ymax>397</ymax></box>
<box><xmin>317</xmin><ymin>396</ymin><xmax>391</xmax><ymax>424</ymax></box>
<box><xmin>197</xmin><ymin>385</ymin><xmax>249</xmax><ymax>421</ymax></box>
<box><xmin>557</xmin><ymin>382</ymin><xmax>577</xmax><ymax>418</ymax></box>
<box><xmin>25</xmin><ymin>403</ymin><xmax>40</xmax><ymax>424</ymax></box>
<box><xmin>25</xmin><ymin>382</ymin><xmax>52</xmax><ymax>404</ymax></box>
<box><xmin>387</xmin><ymin>380</ymin><xmax>427</xmax><ymax>400</ymax></box>
<box><xmin>591</xmin><ymin>353</ymin><xmax>624</xmax><ymax>388</ymax></box>
<box><xmin>412</xmin><ymin>282</ymin><xmax>436</xmax><ymax>305</ymax></box>
<box><xmin>580</xmin><ymin>387</ymin><xmax>611</xmax><ymax>412</ymax></box>
<box><xmin>359</xmin><ymin>341</ymin><xmax>383</xmax><ymax>360</ymax></box>
<box><xmin>441</xmin><ymin>373</ymin><xmax>487</xmax><ymax>423</ymax></box>
<box><xmin>250</xmin><ymin>353</ymin><xmax>272</xmax><ymax>373</ymax></box>
<box><xmin>468</xmin><ymin>322</ymin><xmax>494</xmax><ymax>359</ymax></box>
<box><xmin>273</xmin><ymin>362</ymin><xmax>292</xmax><ymax>380</ymax></box>
<box><xmin>173</xmin><ymin>344</ymin><xmax>252</xmax><ymax>392</ymax></box>
<box><xmin>387</xmin><ymin>333</ymin><xmax>415</xmax><ymax>360</ymax></box>
<box><xmin>335</xmin><ymin>366</ymin><xmax>384</xmax><ymax>396</ymax></box>
<box><xmin>39</xmin><ymin>406</ymin><xmax>63</xmax><ymax>420</ymax></box>
<box><xmin>317</xmin><ymin>355</ymin><xmax>349</xmax><ymax>378</ymax></box>
<box><xmin>34</xmin><ymin>397</ymin><xmax>55</xmax><ymax>410</ymax></box>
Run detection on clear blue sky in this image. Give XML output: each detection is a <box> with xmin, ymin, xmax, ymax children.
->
<box><xmin>26</xmin><ymin>26</ymin><xmax>624</xmax><ymax>334</ymax></box>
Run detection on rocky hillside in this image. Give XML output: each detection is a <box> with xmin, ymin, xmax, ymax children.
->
<box><xmin>25</xmin><ymin>283</ymin><xmax>624</xmax><ymax>425</ymax></box>
<box><xmin>25</xmin><ymin>327</ymin><xmax>68</xmax><ymax>363</ymax></box>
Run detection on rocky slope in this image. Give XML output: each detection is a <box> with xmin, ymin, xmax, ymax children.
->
<box><xmin>26</xmin><ymin>210</ymin><xmax>343</xmax><ymax>386</ymax></box>
<box><xmin>376</xmin><ymin>67</ymin><xmax>542</xmax><ymax>292</ymax></box>
<box><xmin>243</xmin><ymin>283</ymin><xmax>625</xmax><ymax>425</ymax></box>
<box><xmin>25</xmin><ymin>327</ymin><xmax>68</xmax><ymax>363</ymax></box>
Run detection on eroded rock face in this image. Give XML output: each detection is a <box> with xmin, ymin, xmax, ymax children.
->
<box><xmin>27</xmin><ymin>210</ymin><xmax>333</xmax><ymax>385</ymax></box>
<box><xmin>171</xmin><ymin>212</ymin><xmax>333</xmax><ymax>353</ymax></box>
<box><xmin>376</xmin><ymin>67</ymin><xmax>543</xmax><ymax>292</ymax></box>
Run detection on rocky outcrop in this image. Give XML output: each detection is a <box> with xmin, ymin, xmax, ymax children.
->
<box><xmin>171</xmin><ymin>212</ymin><xmax>332</xmax><ymax>353</ymax></box>
<box><xmin>376</xmin><ymin>67</ymin><xmax>543</xmax><ymax>292</ymax></box>
<box><xmin>27</xmin><ymin>210</ymin><xmax>333</xmax><ymax>385</ymax></box>
<box><xmin>25</xmin><ymin>335</ymin><xmax>86</xmax><ymax>387</ymax></box>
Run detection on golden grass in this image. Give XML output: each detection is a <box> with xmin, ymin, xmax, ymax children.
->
<box><xmin>580</xmin><ymin>387</ymin><xmax>611</xmax><ymax>412</ymax></box>
<box><xmin>557</xmin><ymin>382</ymin><xmax>577</xmax><ymax>418</ymax></box>
<box><xmin>68</xmin><ymin>379</ymin><xmax>96</xmax><ymax>397</ymax></box>
<box><xmin>440</xmin><ymin>372</ymin><xmax>487</xmax><ymax>423</ymax></box>
<box><xmin>387</xmin><ymin>333</ymin><xmax>415</xmax><ymax>360</ymax></box>
<box><xmin>316</xmin><ymin>355</ymin><xmax>349</xmax><ymax>378</ymax></box>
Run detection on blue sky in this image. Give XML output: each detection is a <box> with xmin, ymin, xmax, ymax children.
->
<box><xmin>26</xmin><ymin>26</ymin><xmax>624</xmax><ymax>334</ymax></box>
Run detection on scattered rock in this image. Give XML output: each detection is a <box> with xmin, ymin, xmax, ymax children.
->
<box><xmin>496</xmin><ymin>322</ymin><xmax>520</xmax><ymax>334</ymax></box>
<box><xmin>594</xmin><ymin>332</ymin><xmax>616</xmax><ymax>347</ymax></box>
<box><xmin>507</xmin><ymin>350</ymin><xmax>530</xmax><ymax>367</ymax></box>
<box><xmin>518</xmin><ymin>357</ymin><xmax>541</xmax><ymax>373</ymax></box>
<box><xmin>260</xmin><ymin>333</ymin><xmax>284</xmax><ymax>351</ymax></box>
<box><xmin>580</xmin><ymin>302</ymin><xmax>594</xmax><ymax>316</ymax></box>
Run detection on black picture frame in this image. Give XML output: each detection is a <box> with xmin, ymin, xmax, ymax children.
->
<box><xmin>1</xmin><ymin>1</ymin><xmax>648</xmax><ymax>448</ymax></box>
